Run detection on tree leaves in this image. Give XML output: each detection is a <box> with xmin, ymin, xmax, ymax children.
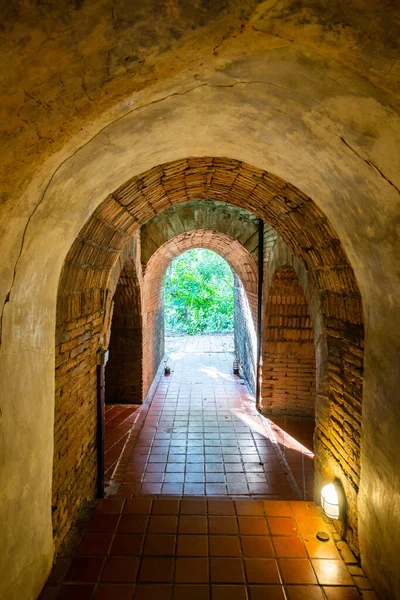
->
<box><xmin>164</xmin><ymin>249</ymin><xmax>234</xmax><ymax>334</ymax></box>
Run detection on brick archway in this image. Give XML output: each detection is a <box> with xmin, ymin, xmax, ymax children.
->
<box><xmin>105</xmin><ymin>257</ymin><xmax>142</xmax><ymax>405</ymax></box>
<box><xmin>54</xmin><ymin>157</ymin><xmax>364</xmax><ymax>554</ymax></box>
<box><xmin>141</xmin><ymin>229</ymin><xmax>258</xmax><ymax>395</ymax></box>
<box><xmin>262</xmin><ymin>265</ymin><xmax>315</xmax><ymax>418</ymax></box>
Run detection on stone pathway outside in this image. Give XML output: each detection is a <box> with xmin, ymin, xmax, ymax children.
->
<box><xmin>40</xmin><ymin>347</ymin><xmax>376</xmax><ymax>599</ymax></box>
<box><xmin>165</xmin><ymin>333</ymin><xmax>234</xmax><ymax>354</ymax></box>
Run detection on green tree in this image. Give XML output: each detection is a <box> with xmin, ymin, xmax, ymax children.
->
<box><xmin>164</xmin><ymin>248</ymin><xmax>234</xmax><ymax>334</ymax></box>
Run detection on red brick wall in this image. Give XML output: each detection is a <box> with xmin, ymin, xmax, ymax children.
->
<box><xmin>53</xmin><ymin>235</ymin><xmax>142</xmax><ymax>553</ymax></box>
<box><xmin>54</xmin><ymin>311</ymin><xmax>102</xmax><ymax>551</ymax></box>
<box><xmin>262</xmin><ymin>266</ymin><xmax>316</xmax><ymax>416</ymax></box>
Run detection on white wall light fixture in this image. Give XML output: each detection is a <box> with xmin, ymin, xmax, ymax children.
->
<box><xmin>321</xmin><ymin>483</ymin><xmax>340</xmax><ymax>520</ymax></box>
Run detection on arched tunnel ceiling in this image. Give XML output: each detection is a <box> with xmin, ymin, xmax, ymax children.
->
<box><xmin>140</xmin><ymin>199</ymin><xmax>261</xmax><ymax>264</ymax></box>
<box><xmin>1</xmin><ymin>0</ymin><xmax>400</xmax><ymax>207</ymax></box>
<box><xmin>143</xmin><ymin>228</ymin><xmax>258</xmax><ymax>305</ymax></box>
<box><xmin>1</xmin><ymin>4</ymin><xmax>400</xmax><ymax>600</ymax></box>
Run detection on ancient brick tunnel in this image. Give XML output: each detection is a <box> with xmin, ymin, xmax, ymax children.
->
<box><xmin>141</xmin><ymin>228</ymin><xmax>258</xmax><ymax>395</ymax></box>
<box><xmin>52</xmin><ymin>157</ymin><xmax>364</xmax><ymax>559</ymax></box>
<box><xmin>140</xmin><ymin>201</ymin><xmax>260</xmax><ymax>391</ymax></box>
<box><xmin>2</xmin><ymin>4</ymin><xmax>400</xmax><ymax>598</ymax></box>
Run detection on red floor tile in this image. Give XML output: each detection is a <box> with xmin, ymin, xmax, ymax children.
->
<box><xmin>177</xmin><ymin>535</ymin><xmax>208</xmax><ymax>556</ymax></box>
<box><xmin>311</xmin><ymin>559</ymin><xmax>354</xmax><ymax>586</ymax></box>
<box><xmin>263</xmin><ymin>500</ymin><xmax>292</xmax><ymax>517</ymax></box>
<box><xmin>210</xmin><ymin>535</ymin><xmax>241</xmax><ymax>556</ymax></box>
<box><xmin>44</xmin><ymin>351</ymin><xmax>377</xmax><ymax>599</ymax></box>
<box><xmin>175</xmin><ymin>557</ymin><xmax>209</xmax><ymax>583</ymax></box>
<box><xmin>179</xmin><ymin>516</ymin><xmax>207</xmax><ymax>534</ymax></box>
<box><xmin>323</xmin><ymin>588</ymin><xmax>362</xmax><ymax>600</ymax></box>
<box><xmin>65</xmin><ymin>557</ymin><xmax>104</xmax><ymax>582</ymax></box>
<box><xmin>244</xmin><ymin>558</ymin><xmax>280</xmax><ymax>583</ymax></box>
<box><xmin>211</xmin><ymin>585</ymin><xmax>248</xmax><ymax>600</ymax></box>
<box><xmin>173</xmin><ymin>584</ymin><xmax>209</xmax><ymax>600</ymax></box>
<box><xmin>134</xmin><ymin>583</ymin><xmax>173</xmax><ymax>599</ymax></box>
<box><xmin>56</xmin><ymin>584</ymin><xmax>95</xmax><ymax>599</ymax></box>
<box><xmin>241</xmin><ymin>535</ymin><xmax>274</xmax><ymax>557</ymax></box>
<box><xmin>208</xmin><ymin>516</ymin><xmax>238</xmax><ymax>534</ymax></box>
<box><xmin>77</xmin><ymin>534</ymin><xmax>113</xmax><ymax>556</ymax></box>
<box><xmin>279</xmin><ymin>558</ymin><xmax>318</xmax><ymax>584</ymax></box>
<box><xmin>101</xmin><ymin>556</ymin><xmax>139</xmax><ymax>582</ymax></box>
<box><xmin>87</xmin><ymin>514</ymin><xmax>119</xmax><ymax>534</ymax></box>
<box><xmin>208</xmin><ymin>501</ymin><xmax>235</xmax><ymax>516</ymax></box>
<box><xmin>139</xmin><ymin>557</ymin><xmax>174</xmax><ymax>582</ymax></box>
<box><xmin>143</xmin><ymin>534</ymin><xmax>176</xmax><ymax>555</ymax></box>
<box><xmin>286</xmin><ymin>586</ymin><xmax>325</xmax><ymax>599</ymax></box>
<box><xmin>118</xmin><ymin>515</ymin><xmax>148</xmax><ymax>534</ymax></box>
<box><xmin>248</xmin><ymin>586</ymin><xmax>285</xmax><ymax>600</ymax></box>
<box><xmin>268</xmin><ymin>516</ymin><xmax>297</xmax><ymax>536</ymax></box>
<box><xmin>110</xmin><ymin>534</ymin><xmax>144</xmax><ymax>556</ymax></box>
<box><xmin>210</xmin><ymin>558</ymin><xmax>245</xmax><ymax>583</ymax></box>
<box><xmin>123</xmin><ymin>498</ymin><xmax>152</xmax><ymax>514</ymax></box>
<box><xmin>95</xmin><ymin>583</ymin><xmax>135</xmax><ymax>599</ymax></box>
<box><xmin>238</xmin><ymin>516</ymin><xmax>269</xmax><ymax>535</ymax></box>
<box><xmin>273</xmin><ymin>535</ymin><xmax>307</xmax><ymax>558</ymax></box>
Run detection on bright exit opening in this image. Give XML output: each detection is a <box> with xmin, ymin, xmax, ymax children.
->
<box><xmin>164</xmin><ymin>248</ymin><xmax>234</xmax><ymax>351</ymax></box>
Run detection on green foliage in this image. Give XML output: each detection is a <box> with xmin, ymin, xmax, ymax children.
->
<box><xmin>164</xmin><ymin>248</ymin><xmax>234</xmax><ymax>335</ymax></box>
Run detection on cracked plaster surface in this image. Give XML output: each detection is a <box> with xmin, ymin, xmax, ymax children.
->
<box><xmin>1</xmin><ymin>3</ymin><xmax>400</xmax><ymax>600</ymax></box>
<box><xmin>1</xmin><ymin>0</ymin><xmax>400</xmax><ymax>206</ymax></box>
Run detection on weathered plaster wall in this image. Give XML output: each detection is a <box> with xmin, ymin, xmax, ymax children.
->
<box><xmin>0</xmin><ymin>27</ymin><xmax>399</xmax><ymax>600</ymax></box>
<box><xmin>1</xmin><ymin>0</ymin><xmax>399</xmax><ymax>216</ymax></box>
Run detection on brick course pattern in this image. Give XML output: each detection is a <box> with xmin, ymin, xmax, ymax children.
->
<box><xmin>262</xmin><ymin>231</ymin><xmax>362</xmax><ymax>551</ymax></box>
<box><xmin>55</xmin><ymin>157</ymin><xmax>364</xmax><ymax>555</ymax></box>
<box><xmin>262</xmin><ymin>265</ymin><xmax>316</xmax><ymax>417</ymax></box>
<box><xmin>54</xmin><ymin>238</ymin><xmax>142</xmax><ymax>552</ymax></box>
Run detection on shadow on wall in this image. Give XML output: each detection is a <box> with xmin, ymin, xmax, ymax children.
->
<box><xmin>234</xmin><ymin>272</ymin><xmax>257</xmax><ymax>394</ymax></box>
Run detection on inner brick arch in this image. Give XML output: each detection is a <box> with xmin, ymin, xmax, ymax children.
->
<box><xmin>54</xmin><ymin>156</ymin><xmax>364</xmax><ymax>554</ymax></box>
<box><xmin>262</xmin><ymin>265</ymin><xmax>315</xmax><ymax>418</ymax></box>
<box><xmin>105</xmin><ymin>257</ymin><xmax>142</xmax><ymax>405</ymax></box>
<box><xmin>141</xmin><ymin>229</ymin><xmax>258</xmax><ymax>395</ymax></box>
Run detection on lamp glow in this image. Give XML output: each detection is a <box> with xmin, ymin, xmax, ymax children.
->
<box><xmin>321</xmin><ymin>483</ymin><xmax>340</xmax><ymax>520</ymax></box>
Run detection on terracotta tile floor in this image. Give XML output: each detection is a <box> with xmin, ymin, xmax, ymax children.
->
<box><xmin>40</xmin><ymin>350</ymin><xmax>376</xmax><ymax>599</ymax></box>
<box><xmin>165</xmin><ymin>334</ymin><xmax>234</xmax><ymax>354</ymax></box>
<box><xmin>108</xmin><ymin>350</ymin><xmax>311</xmax><ymax>499</ymax></box>
<box><xmin>268</xmin><ymin>416</ymin><xmax>315</xmax><ymax>501</ymax></box>
<box><xmin>105</xmin><ymin>406</ymin><xmax>141</xmax><ymax>485</ymax></box>
<box><xmin>41</xmin><ymin>498</ymin><xmax>374</xmax><ymax>599</ymax></box>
